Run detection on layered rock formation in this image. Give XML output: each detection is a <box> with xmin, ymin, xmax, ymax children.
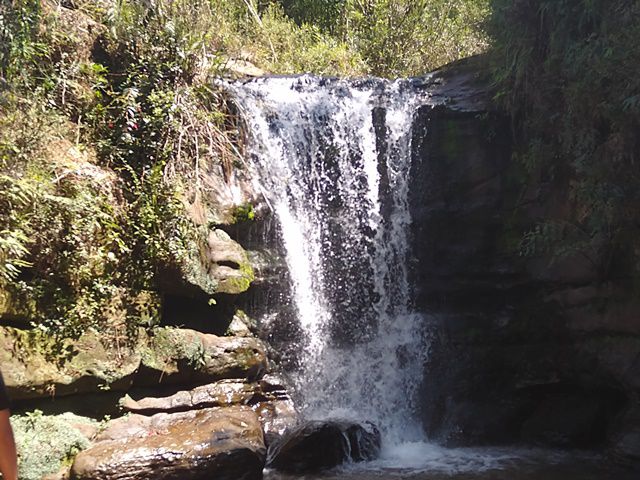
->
<box><xmin>410</xmin><ymin>57</ymin><xmax>639</xmax><ymax>465</ymax></box>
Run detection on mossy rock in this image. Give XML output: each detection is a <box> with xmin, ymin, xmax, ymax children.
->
<box><xmin>138</xmin><ymin>327</ymin><xmax>268</xmax><ymax>386</ymax></box>
<box><xmin>0</xmin><ymin>288</ymin><xmax>37</xmax><ymax>325</ymax></box>
<box><xmin>12</xmin><ymin>411</ymin><xmax>98</xmax><ymax>480</ymax></box>
<box><xmin>0</xmin><ymin>327</ymin><xmax>142</xmax><ymax>401</ymax></box>
<box><xmin>206</xmin><ymin>229</ymin><xmax>255</xmax><ymax>295</ymax></box>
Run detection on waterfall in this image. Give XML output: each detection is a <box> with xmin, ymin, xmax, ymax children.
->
<box><xmin>229</xmin><ymin>75</ymin><xmax>431</xmax><ymax>446</ymax></box>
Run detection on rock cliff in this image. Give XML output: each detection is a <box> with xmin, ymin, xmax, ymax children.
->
<box><xmin>410</xmin><ymin>56</ymin><xmax>639</xmax><ymax>466</ymax></box>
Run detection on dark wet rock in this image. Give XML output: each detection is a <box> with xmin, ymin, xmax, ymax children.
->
<box><xmin>70</xmin><ymin>406</ymin><xmax>265</xmax><ymax>480</ymax></box>
<box><xmin>267</xmin><ymin>420</ymin><xmax>381</xmax><ymax>473</ymax></box>
<box><xmin>609</xmin><ymin>404</ymin><xmax>640</xmax><ymax>469</ymax></box>
<box><xmin>409</xmin><ymin>56</ymin><xmax>639</xmax><ymax>456</ymax></box>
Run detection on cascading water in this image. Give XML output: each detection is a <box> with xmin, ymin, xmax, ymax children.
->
<box><xmin>230</xmin><ymin>75</ymin><xmax>430</xmax><ymax>449</ymax></box>
<box><xmin>225</xmin><ymin>76</ymin><xmax>640</xmax><ymax>479</ymax></box>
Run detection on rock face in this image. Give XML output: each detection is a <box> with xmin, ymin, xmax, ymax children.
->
<box><xmin>0</xmin><ymin>327</ymin><xmax>142</xmax><ymax>401</ymax></box>
<box><xmin>0</xmin><ymin>326</ymin><xmax>268</xmax><ymax>401</ymax></box>
<box><xmin>267</xmin><ymin>420</ymin><xmax>381</xmax><ymax>473</ymax></box>
<box><xmin>409</xmin><ymin>56</ymin><xmax>639</xmax><ymax>463</ymax></box>
<box><xmin>70</xmin><ymin>406</ymin><xmax>265</xmax><ymax>480</ymax></box>
<box><xmin>609</xmin><ymin>404</ymin><xmax>640</xmax><ymax>468</ymax></box>
<box><xmin>119</xmin><ymin>376</ymin><xmax>299</xmax><ymax>442</ymax></box>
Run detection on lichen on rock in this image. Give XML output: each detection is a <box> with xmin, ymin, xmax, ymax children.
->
<box><xmin>11</xmin><ymin>411</ymin><xmax>98</xmax><ymax>480</ymax></box>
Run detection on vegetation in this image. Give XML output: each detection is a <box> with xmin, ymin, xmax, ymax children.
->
<box><xmin>489</xmin><ymin>0</ymin><xmax>640</xmax><ymax>279</ymax></box>
<box><xmin>0</xmin><ymin>0</ymin><xmax>490</xmax><ymax>346</ymax></box>
<box><xmin>11</xmin><ymin>410</ymin><xmax>97</xmax><ymax>480</ymax></box>
<box><xmin>340</xmin><ymin>0</ymin><xmax>489</xmax><ymax>77</ymax></box>
<box><xmin>273</xmin><ymin>0</ymin><xmax>490</xmax><ymax>77</ymax></box>
<box><xmin>2</xmin><ymin>0</ymin><xmax>634</xmax><ymax>347</ymax></box>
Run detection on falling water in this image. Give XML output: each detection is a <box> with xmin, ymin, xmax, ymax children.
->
<box><xmin>229</xmin><ymin>75</ymin><xmax>431</xmax><ymax>447</ymax></box>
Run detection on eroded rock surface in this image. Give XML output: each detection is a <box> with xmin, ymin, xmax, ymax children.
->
<box><xmin>0</xmin><ymin>327</ymin><xmax>142</xmax><ymax>401</ymax></box>
<box><xmin>120</xmin><ymin>380</ymin><xmax>261</xmax><ymax>414</ymax></box>
<box><xmin>70</xmin><ymin>406</ymin><xmax>266</xmax><ymax>480</ymax></box>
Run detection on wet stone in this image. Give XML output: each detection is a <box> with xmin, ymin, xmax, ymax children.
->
<box><xmin>267</xmin><ymin>420</ymin><xmax>381</xmax><ymax>473</ymax></box>
<box><xmin>70</xmin><ymin>406</ymin><xmax>266</xmax><ymax>480</ymax></box>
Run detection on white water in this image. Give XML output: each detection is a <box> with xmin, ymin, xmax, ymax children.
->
<box><xmin>230</xmin><ymin>75</ymin><xmax>432</xmax><ymax>452</ymax></box>
<box><xmin>228</xmin><ymin>77</ymin><xmax>639</xmax><ymax>479</ymax></box>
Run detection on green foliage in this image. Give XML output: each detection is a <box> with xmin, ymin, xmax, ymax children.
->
<box><xmin>341</xmin><ymin>0</ymin><xmax>490</xmax><ymax>77</ymax></box>
<box><xmin>0</xmin><ymin>93</ymin><xmax>160</xmax><ymax>342</ymax></box>
<box><xmin>271</xmin><ymin>0</ymin><xmax>490</xmax><ymax>76</ymax></box>
<box><xmin>0</xmin><ymin>0</ymin><xmax>47</xmax><ymax>85</ymax></box>
<box><xmin>489</xmin><ymin>0</ymin><xmax>640</xmax><ymax>277</ymax></box>
<box><xmin>248</xmin><ymin>3</ymin><xmax>366</xmax><ymax>75</ymax></box>
<box><xmin>12</xmin><ymin>411</ymin><xmax>96</xmax><ymax>480</ymax></box>
<box><xmin>232</xmin><ymin>203</ymin><xmax>256</xmax><ymax>223</ymax></box>
<box><xmin>275</xmin><ymin>0</ymin><xmax>346</xmax><ymax>33</ymax></box>
<box><xmin>0</xmin><ymin>0</ymin><xmax>493</xmax><ymax>348</ymax></box>
<box><xmin>0</xmin><ymin>175</ymin><xmax>35</xmax><ymax>284</ymax></box>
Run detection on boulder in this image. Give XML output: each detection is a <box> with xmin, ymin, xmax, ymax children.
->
<box><xmin>267</xmin><ymin>420</ymin><xmax>380</xmax><ymax>473</ymax></box>
<box><xmin>70</xmin><ymin>406</ymin><xmax>266</xmax><ymax>480</ymax></box>
<box><xmin>12</xmin><ymin>412</ymin><xmax>98</xmax><ymax>480</ymax></box>
<box><xmin>138</xmin><ymin>328</ymin><xmax>268</xmax><ymax>386</ymax></box>
<box><xmin>224</xmin><ymin>58</ymin><xmax>267</xmax><ymax>78</ymax></box>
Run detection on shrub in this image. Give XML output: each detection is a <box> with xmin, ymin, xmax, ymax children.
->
<box><xmin>341</xmin><ymin>0</ymin><xmax>490</xmax><ymax>77</ymax></box>
<box><xmin>489</xmin><ymin>0</ymin><xmax>640</xmax><ymax>278</ymax></box>
<box><xmin>12</xmin><ymin>410</ymin><xmax>97</xmax><ymax>480</ymax></box>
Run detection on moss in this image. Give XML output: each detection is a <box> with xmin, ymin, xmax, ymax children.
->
<box><xmin>218</xmin><ymin>276</ymin><xmax>251</xmax><ymax>295</ymax></box>
<box><xmin>12</xmin><ymin>411</ymin><xmax>97</xmax><ymax>480</ymax></box>
<box><xmin>140</xmin><ymin>327</ymin><xmax>205</xmax><ymax>371</ymax></box>
<box><xmin>0</xmin><ymin>288</ymin><xmax>38</xmax><ymax>322</ymax></box>
<box><xmin>180</xmin><ymin>244</ymin><xmax>219</xmax><ymax>296</ymax></box>
<box><xmin>233</xmin><ymin>346</ymin><xmax>260</xmax><ymax>369</ymax></box>
<box><xmin>230</xmin><ymin>203</ymin><xmax>256</xmax><ymax>223</ymax></box>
